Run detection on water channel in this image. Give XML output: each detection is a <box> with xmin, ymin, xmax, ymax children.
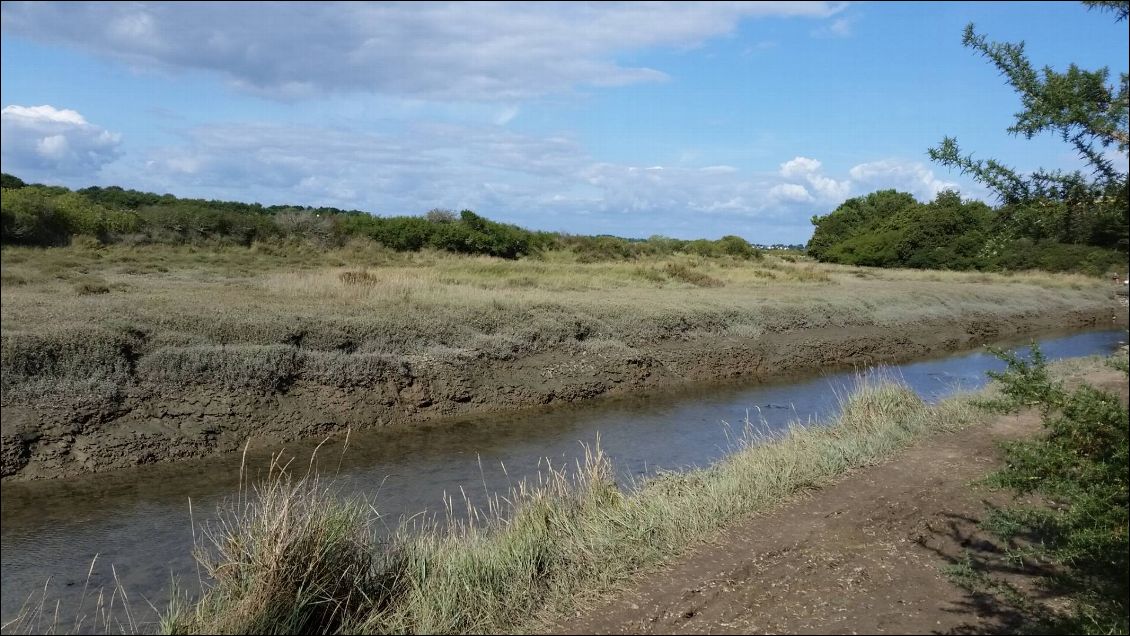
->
<box><xmin>1</xmin><ymin>327</ymin><xmax>1126</xmax><ymax>630</ymax></box>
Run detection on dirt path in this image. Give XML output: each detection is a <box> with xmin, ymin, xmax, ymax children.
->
<box><xmin>555</xmin><ymin>371</ymin><xmax>1127</xmax><ymax>635</ymax></box>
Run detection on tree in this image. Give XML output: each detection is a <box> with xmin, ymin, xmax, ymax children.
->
<box><xmin>1</xmin><ymin>173</ymin><xmax>26</xmax><ymax>189</ymax></box>
<box><xmin>928</xmin><ymin>1</ymin><xmax>1128</xmax><ymax>250</ymax></box>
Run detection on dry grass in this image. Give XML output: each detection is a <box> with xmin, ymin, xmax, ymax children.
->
<box><xmin>0</xmin><ymin>242</ymin><xmax>1116</xmax><ymax>406</ymax></box>
<box><xmin>164</xmin><ymin>374</ymin><xmax>988</xmax><ymax>635</ymax></box>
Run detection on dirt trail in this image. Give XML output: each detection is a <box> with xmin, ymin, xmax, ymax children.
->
<box><xmin>555</xmin><ymin>370</ymin><xmax>1128</xmax><ymax>635</ymax></box>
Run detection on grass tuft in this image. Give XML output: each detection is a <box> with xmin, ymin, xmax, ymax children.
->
<box><xmin>166</xmin><ymin>376</ymin><xmax>982</xmax><ymax>634</ymax></box>
<box><xmin>170</xmin><ymin>459</ymin><xmax>379</xmax><ymax>635</ymax></box>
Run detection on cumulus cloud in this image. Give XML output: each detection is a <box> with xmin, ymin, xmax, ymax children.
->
<box><xmin>1</xmin><ymin>1</ymin><xmax>846</xmax><ymax>100</ymax></box>
<box><xmin>86</xmin><ymin>114</ymin><xmax>978</xmax><ymax>244</ymax></box>
<box><xmin>848</xmin><ymin>159</ymin><xmax>958</xmax><ymax>201</ymax></box>
<box><xmin>1</xmin><ymin>104</ymin><xmax>122</xmax><ymax>178</ymax></box>
<box><xmin>769</xmin><ymin>183</ymin><xmax>813</xmax><ymax>202</ymax></box>
<box><xmin>779</xmin><ymin>156</ymin><xmax>823</xmax><ymax>179</ymax></box>
<box><xmin>777</xmin><ymin>155</ymin><xmax>850</xmax><ymax>202</ymax></box>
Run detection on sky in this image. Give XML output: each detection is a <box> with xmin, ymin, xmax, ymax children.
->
<box><xmin>1</xmin><ymin>1</ymin><xmax>1127</xmax><ymax>244</ymax></box>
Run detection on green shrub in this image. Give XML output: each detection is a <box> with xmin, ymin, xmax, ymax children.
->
<box><xmin>664</xmin><ymin>262</ymin><xmax>723</xmax><ymax>287</ymax></box>
<box><xmin>807</xmin><ymin>189</ymin><xmax>1126</xmax><ymax>274</ymax></box>
<box><xmin>716</xmin><ymin>235</ymin><xmax>762</xmax><ymax>259</ymax></box>
<box><xmin>973</xmin><ymin>347</ymin><xmax>1129</xmax><ymax>633</ymax></box>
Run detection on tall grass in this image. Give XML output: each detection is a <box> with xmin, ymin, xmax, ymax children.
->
<box><xmin>170</xmin><ymin>460</ymin><xmax>378</xmax><ymax>635</ymax></box>
<box><xmin>166</xmin><ymin>376</ymin><xmax>982</xmax><ymax>635</ymax></box>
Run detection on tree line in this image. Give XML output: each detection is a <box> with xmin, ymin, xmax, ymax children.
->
<box><xmin>0</xmin><ymin>173</ymin><xmax>763</xmax><ymax>261</ymax></box>
<box><xmin>807</xmin><ymin>189</ymin><xmax>1125</xmax><ymax>274</ymax></box>
<box><xmin>809</xmin><ymin>1</ymin><xmax>1127</xmax><ymax>276</ymax></box>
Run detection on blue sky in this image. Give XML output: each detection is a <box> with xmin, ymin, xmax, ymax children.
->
<box><xmin>2</xmin><ymin>1</ymin><xmax>1127</xmax><ymax>244</ymax></box>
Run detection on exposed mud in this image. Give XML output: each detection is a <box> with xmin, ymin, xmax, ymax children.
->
<box><xmin>1</xmin><ymin>306</ymin><xmax>1122</xmax><ymax>481</ymax></box>
<box><xmin>554</xmin><ymin>371</ymin><xmax>1129</xmax><ymax>635</ymax></box>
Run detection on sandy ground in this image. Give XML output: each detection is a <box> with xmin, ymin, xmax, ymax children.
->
<box><xmin>555</xmin><ymin>370</ymin><xmax>1128</xmax><ymax>635</ymax></box>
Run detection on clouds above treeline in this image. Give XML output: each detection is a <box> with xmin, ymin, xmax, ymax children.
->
<box><xmin>0</xmin><ymin>1</ymin><xmax>845</xmax><ymax>100</ymax></box>
<box><xmin>0</xmin><ymin>105</ymin><xmax>122</xmax><ymax>177</ymax></box>
<box><xmin>1</xmin><ymin>103</ymin><xmax>960</xmax><ymax>242</ymax></box>
<box><xmin>1</xmin><ymin>1</ymin><xmax>981</xmax><ymax>242</ymax></box>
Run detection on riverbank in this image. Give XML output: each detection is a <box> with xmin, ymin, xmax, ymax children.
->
<box><xmin>156</xmin><ymin>353</ymin><xmax>1125</xmax><ymax>634</ymax></box>
<box><xmin>555</xmin><ymin>357</ymin><xmax>1130</xmax><ymax>635</ymax></box>
<box><xmin>2</xmin><ymin>244</ymin><xmax>1126</xmax><ymax>480</ymax></box>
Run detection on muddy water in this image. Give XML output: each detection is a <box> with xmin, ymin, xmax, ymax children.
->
<box><xmin>1</xmin><ymin>328</ymin><xmax>1126</xmax><ymax>630</ymax></box>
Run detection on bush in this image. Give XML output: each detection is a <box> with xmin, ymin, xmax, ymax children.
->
<box><xmin>176</xmin><ymin>469</ymin><xmax>378</xmax><ymax>634</ymax></box>
<box><xmin>808</xmin><ymin>188</ymin><xmax>1126</xmax><ymax>274</ymax></box>
<box><xmin>974</xmin><ymin>346</ymin><xmax>1129</xmax><ymax>633</ymax></box>
<box><xmin>716</xmin><ymin>235</ymin><xmax>762</xmax><ymax>259</ymax></box>
<box><xmin>1</xmin><ymin>172</ymin><xmax>27</xmax><ymax>189</ymax></box>
<box><xmin>664</xmin><ymin>262</ymin><xmax>723</xmax><ymax>287</ymax></box>
<box><xmin>1</xmin><ymin>187</ymin><xmax>77</xmax><ymax>246</ymax></box>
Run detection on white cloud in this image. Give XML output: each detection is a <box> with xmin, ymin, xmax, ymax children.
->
<box><xmin>96</xmin><ymin>118</ymin><xmax>841</xmax><ymax>243</ymax></box>
<box><xmin>779</xmin><ymin>156</ymin><xmax>823</xmax><ymax>179</ymax></box>
<box><xmin>0</xmin><ymin>104</ymin><xmax>978</xmax><ymax>243</ymax></box>
<box><xmin>1</xmin><ymin>1</ymin><xmax>846</xmax><ymax>100</ymax></box>
<box><xmin>806</xmin><ymin>173</ymin><xmax>851</xmax><ymax>200</ymax></box>
<box><xmin>2</xmin><ymin>104</ymin><xmax>89</xmax><ymax>126</ymax></box>
<box><xmin>777</xmin><ymin>155</ymin><xmax>850</xmax><ymax>202</ymax></box>
<box><xmin>812</xmin><ymin>16</ymin><xmax>855</xmax><ymax>38</ymax></box>
<box><xmin>493</xmin><ymin>105</ymin><xmax>520</xmax><ymax>126</ymax></box>
<box><xmin>848</xmin><ymin>159</ymin><xmax>958</xmax><ymax>201</ymax></box>
<box><xmin>769</xmin><ymin>183</ymin><xmax>813</xmax><ymax>202</ymax></box>
<box><xmin>1</xmin><ymin>104</ymin><xmax>122</xmax><ymax>178</ymax></box>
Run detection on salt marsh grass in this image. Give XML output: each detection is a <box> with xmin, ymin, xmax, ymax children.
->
<box><xmin>166</xmin><ymin>376</ymin><xmax>983</xmax><ymax>634</ymax></box>
<box><xmin>2</xmin><ymin>242</ymin><xmax>1113</xmax><ymax>408</ymax></box>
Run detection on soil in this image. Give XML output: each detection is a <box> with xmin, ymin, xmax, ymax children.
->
<box><xmin>554</xmin><ymin>371</ymin><xmax>1129</xmax><ymax>635</ymax></box>
<box><xmin>1</xmin><ymin>306</ymin><xmax>1124</xmax><ymax>481</ymax></box>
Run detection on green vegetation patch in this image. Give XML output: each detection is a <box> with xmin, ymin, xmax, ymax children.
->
<box><xmin>950</xmin><ymin>346</ymin><xmax>1130</xmax><ymax>634</ymax></box>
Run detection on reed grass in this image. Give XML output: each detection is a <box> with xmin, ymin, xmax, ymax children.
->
<box><xmin>165</xmin><ymin>375</ymin><xmax>983</xmax><ymax>635</ymax></box>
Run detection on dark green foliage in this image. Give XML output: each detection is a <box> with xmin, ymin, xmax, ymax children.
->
<box><xmin>134</xmin><ymin>203</ymin><xmax>279</xmax><ymax>246</ymax></box>
<box><xmin>807</xmin><ymin>188</ymin><xmax>1126</xmax><ymax>274</ymax></box>
<box><xmin>975</xmin><ymin>346</ymin><xmax>1129</xmax><ymax>633</ymax></box>
<box><xmin>1</xmin><ymin>177</ymin><xmax>552</xmax><ymax>257</ymax></box>
<box><xmin>1</xmin><ymin>173</ymin><xmax>26</xmax><ymax>189</ymax></box>
<box><xmin>806</xmin><ymin>190</ymin><xmax>918</xmax><ymax>263</ymax></box>
<box><xmin>341</xmin><ymin>214</ymin><xmax>434</xmax><ymax>251</ymax></box>
<box><xmin>716</xmin><ymin>235</ymin><xmax>763</xmax><ymax>259</ymax></box>
<box><xmin>428</xmin><ymin>210</ymin><xmax>533</xmax><ymax>258</ymax></box>
<box><xmin>928</xmin><ymin>3</ymin><xmax>1128</xmax><ymax>253</ymax></box>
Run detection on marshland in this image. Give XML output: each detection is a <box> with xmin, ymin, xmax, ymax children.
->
<box><xmin>3</xmin><ymin>0</ymin><xmax>1129</xmax><ymax>633</ymax></box>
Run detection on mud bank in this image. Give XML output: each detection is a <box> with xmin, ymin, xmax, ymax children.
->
<box><xmin>1</xmin><ymin>306</ymin><xmax>1122</xmax><ymax>481</ymax></box>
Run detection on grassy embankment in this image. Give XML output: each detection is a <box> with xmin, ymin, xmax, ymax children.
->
<box><xmin>157</xmin><ymin>351</ymin><xmax>1126</xmax><ymax>635</ymax></box>
<box><xmin>1</xmin><ymin>241</ymin><xmax>1115</xmax><ymax>412</ymax></box>
<box><xmin>163</xmin><ymin>377</ymin><xmax>979</xmax><ymax>634</ymax></box>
